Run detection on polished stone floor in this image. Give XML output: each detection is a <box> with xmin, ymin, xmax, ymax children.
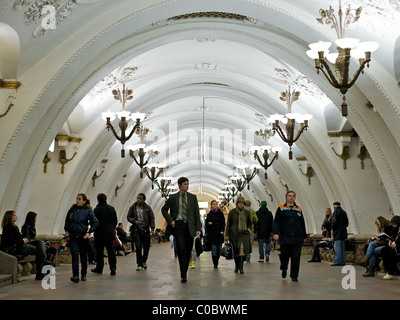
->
<box><xmin>0</xmin><ymin>242</ymin><xmax>399</xmax><ymax>302</ymax></box>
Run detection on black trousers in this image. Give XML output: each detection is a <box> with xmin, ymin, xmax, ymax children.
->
<box><xmin>382</xmin><ymin>246</ymin><xmax>400</xmax><ymax>275</ymax></box>
<box><xmin>174</xmin><ymin>221</ymin><xmax>194</xmax><ymax>278</ymax></box>
<box><xmin>132</xmin><ymin>229</ymin><xmax>151</xmax><ymax>267</ymax></box>
<box><xmin>94</xmin><ymin>238</ymin><xmax>116</xmax><ymax>272</ymax></box>
<box><xmin>279</xmin><ymin>243</ymin><xmax>302</xmax><ymax>279</ymax></box>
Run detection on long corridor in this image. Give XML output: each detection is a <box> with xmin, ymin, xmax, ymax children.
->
<box><xmin>1</xmin><ymin>242</ymin><xmax>399</xmax><ymax>302</ymax></box>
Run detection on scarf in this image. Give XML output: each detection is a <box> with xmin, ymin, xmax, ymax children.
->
<box><xmin>236</xmin><ymin>207</ymin><xmax>247</xmax><ymax>233</ymax></box>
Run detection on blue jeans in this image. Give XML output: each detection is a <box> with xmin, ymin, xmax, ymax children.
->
<box><xmin>211</xmin><ymin>243</ymin><xmax>222</xmax><ymax>257</ymax></box>
<box><xmin>334</xmin><ymin>240</ymin><xmax>346</xmax><ymax>265</ymax></box>
<box><xmin>258</xmin><ymin>238</ymin><xmax>271</xmax><ymax>259</ymax></box>
<box><xmin>365</xmin><ymin>241</ymin><xmax>384</xmax><ymax>267</ymax></box>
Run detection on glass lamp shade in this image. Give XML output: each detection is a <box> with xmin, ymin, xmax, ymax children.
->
<box><xmin>157</xmin><ymin>176</ymin><xmax>172</xmax><ymax>183</ymax></box>
<box><xmin>127</xmin><ymin>143</ymin><xmax>146</xmax><ymax>151</ymax></box>
<box><xmin>326</xmin><ymin>52</ymin><xmax>339</xmax><ymax>63</ymax></box>
<box><xmin>335</xmin><ymin>38</ymin><xmax>360</xmax><ymax>49</ymax></box>
<box><xmin>286</xmin><ymin>113</ymin><xmax>300</xmax><ymax>120</ymax></box>
<box><xmin>101</xmin><ymin>111</ymin><xmax>116</xmax><ymax>121</ymax></box>
<box><xmin>309</xmin><ymin>41</ymin><xmax>332</xmax><ymax>52</ymax></box>
<box><xmin>116</xmin><ymin>110</ymin><xmax>131</xmax><ymax>120</ymax></box>
<box><xmin>260</xmin><ymin>145</ymin><xmax>272</xmax><ymax>151</ymax></box>
<box><xmin>356</xmin><ymin>41</ymin><xmax>379</xmax><ymax>53</ymax></box>
<box><xmin>306</xmin><ymin>49</ymin><xmax>319</xmax><ymax>60</ymax></box>
<box><xmin>269</xmin><ymin>114</ymin><xmax>285</xmax><ymax>122</ymax></box>
<box><xmin>271</xmin><ymin>146</ymin><xmax>282</xmax><ymax>153</ymax></box>
<box><xmin>250</xmin><ymin>145</ymin><xmax>261</xmax><ymax>153</ymax></box>
<box><xmin>131</xmin><ymin>112</ymin><xmax>146</xmax><ymax>121</ymax></box>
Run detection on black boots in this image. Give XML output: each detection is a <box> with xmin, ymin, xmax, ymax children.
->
<box><xmin>234</xmin><ymin>256</ymin><xmax>244</xmax><ymax>274</ymax></box>
<box><xmin>212</xmin><ymin>256</ymin><xmax>219</xmax><ymax>268</ymax></box>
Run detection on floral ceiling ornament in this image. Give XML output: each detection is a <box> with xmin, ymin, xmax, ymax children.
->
<box><xmin>13</xmin><ymin>0</ymin><xmax>103</xmax><ymax>37</ymax></box>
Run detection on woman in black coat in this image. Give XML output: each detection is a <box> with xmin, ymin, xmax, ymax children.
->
<box><xmin>205</xmin><ymin>200</ymin><xmax>226</xmax><ymax>268</ymax></box>
<box><xmin>64</xmin><ymin>193</ymin><xmax>98</xmax><ymax>283</ymax></box>
<box><xmin>22</xmin><ymin>211</ymin><xmax>57</xmax><ymax>265</ymax></box>
<box><xmin>1</xmin><ymin>210</ymin><xmax>47</xmax><ymax>280</ymax></box>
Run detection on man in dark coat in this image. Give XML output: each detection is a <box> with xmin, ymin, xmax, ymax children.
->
<box><xmin>273</xmin><ymin>191</ymin><xmax>307</xmax><ymax>282</ymax></box>
<box><xmin>331</xmin><ymin>201</ymin><xmax>349</xmax><ymax>266</ymax></box>
<box><xmin>161</xmin><ymin>177</ymin><xmax>201</xmax><ymax>283</ymax></box>
<box><xmin>255</xmin><ymin>201</ymin><xmax>273</xmax><ymax>262</ymax></box>
<box><xmin>91</xmin><ymin>193</ymin><xmax>118</xmax><ymax>275</ymax></box>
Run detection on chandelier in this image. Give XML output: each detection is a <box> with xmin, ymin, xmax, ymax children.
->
<box><xmin>270</xmin><ymin>87</ymin><xmax>312</xmax><ymax>160</ymax></box>
<box><xmin>127</xmin><ymin>144</ymin><xmax>159</xmax><ymax>178</ymax></box>
<box><xmin>234</xmin><ymin>164</ymin><xmax>261</xmax><ymax>190</ymax></box>
<box><xmin>306</xmin><ymin>0</ymin><xmax>379</xmax><ymax>116</ymax></box>
<box><xmin>156</xmin><ymin>176</ymin><xmax>174</xmax><ymax>198</ymax></box>
<box><xmin>101</xmin><ymin>84</ymin><xmax>145</xmax><ymax>158</ymax></box>
<box><xmin>143</xmin><ymin>163</ymin><xmax>168</xmax><ymax>189</ymax></box>
<box><xmin>250</xmin><ymin>145</ymin><xmax>282</xmax><ymax>179</ymax></box>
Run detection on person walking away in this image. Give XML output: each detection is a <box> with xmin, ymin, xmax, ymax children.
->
<box><xmin>244</xmin><ymin>200</ymin><xmax>257</xmax><ymax>262</ymax></box>
<box><xmin>205</xmin><ymin>200</ymin><xmax>226</xmax><ymax>268</ymax></box>
<box><xmin>273</xmin><ymin>191</ymin><xmax>307</xmax><ymax>282</ymax></box>
<box><xmin>255</xmin><ymin>201</ymin><xmax>273</xmax><ymax>262</ymax></box>
<box><xmin>91</xmin><ymin>193</ymin><xmax>118</xmax><ymax>276</ymax></box>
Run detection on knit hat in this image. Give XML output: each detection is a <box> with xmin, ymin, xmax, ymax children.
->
<box><xmin>390</xmin><ymin>215</ymin><xmax>400</xmax><ymax>225</ymax></box>
<box><xmin>236</xmin><ymin>196</ymin><xmax>246</xmax><ymax>204</ymax></box>
<box><xmin>245</xmin><ymin>200</ymin><xmax>251</xmax><ymax>206</ymax></box>
<box><xmin>333</xmin><ymin>201</ymin><xmax>341</xmax><ymax>206</ymax></box>
<box><xmin>260</xmin><ymin>201</ymin><xmax>267</xmax><ymax>207</ymax></box>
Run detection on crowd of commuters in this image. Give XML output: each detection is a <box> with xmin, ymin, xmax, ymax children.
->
<box><xmin>1</xmin><ymin>178</ymin><xmax>399</xmax><ymax>283</ymax></box>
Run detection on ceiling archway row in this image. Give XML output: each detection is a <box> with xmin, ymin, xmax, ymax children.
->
<box><xmin>0</xmin><ymin>2</ymin><xmax>398</xmax><ymax>237</ymax></box>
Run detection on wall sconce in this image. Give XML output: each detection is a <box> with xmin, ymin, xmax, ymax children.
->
<box><xmin>270</xmin><ymin>87</ymin><xmax>313</xmax><ymax>160</ymax></box>
<box><xmin>332</xmin><ymin>145</ymin><xmax>350</xmax><ymax>169</ymax></box>
<box><xmin>306</xmin><ymin>0</ymin><xmax>379</xmax><ymax>116</ymax></box>
<box><xmin>250</xmin><ymin>145</ymin><xmax>282</xmax><ymax>179</ymax></box>
<box><xmin>101</xmin><ymin>84</ymin><xmax>145</xmax><ymax>158</ymax></box>
<box><xmin>357</xmin><ymin>145</ymin><xmax>367</xmax><ymax>169</ymax></box>
<box><xmin>59</xmin><ymin>149</ymin><xmax>77</xmax><ymax>174</ymax></box>
<box><xmin>0</xmin><ymin>77</ymin><xmax>21</xmax><ymax>118</ymax></box>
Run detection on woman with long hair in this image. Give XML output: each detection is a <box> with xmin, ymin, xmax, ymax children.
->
<box><xmin>22</xmin><ymin>211</ymin><xmax>57</xmax><ymax>265</ymax></box>
<box><xmin>64</xmin><ymin>193</ymin><xmax>98</xmax><ymax>283</ymax></box>
<box><xmin>1</xmin><ymin>210</ymin><xmax>47</xmax><ymax>280</ymax></box>
<box><xmin>205</xmin><ymin>200</ymin><xmax>226</xmax><ymax>268</ymax></box>
<box><xmin>362</xmin><ymin>216</ymin><xmax>393</xmax><ymax>277</ymax></box>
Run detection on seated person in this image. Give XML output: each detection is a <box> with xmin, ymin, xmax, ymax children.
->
<box><xmin>309</xmin><ymin>208</ymin><xmax>333</xmax><ymax>262</ymax></box>
<box><xmin>116</xmin><ymin>223</ymin><xmax>134</xmax><ymax>253</ymax></box>
<box><xmin>1</xmin><ymin>210</ymin><xmax>47</xmax><ymax>280</ymax></box>
<box><xmin>362</xmin><ymin>216</ymin><xmax>393</xmax><ymax>277</ymax></box>
<box><xmin>21</xmin><ymin>211</ymin><xmax>57</xmax><ymax>266</ymax></box>
<box><xmin>308</xmin><ymin>227</ymin><xmax>333</xmax><ymax>262</ymax></box>
<box><xmin>381</xmin><ymin>216</ymin><xmax>400</xmax><ymax>280</ymax></box>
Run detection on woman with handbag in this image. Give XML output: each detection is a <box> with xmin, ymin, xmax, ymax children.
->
<box><xmin>205</xmin><ymin>200</ymin><xmax>226</xmax><ymax>268</ymax></box>
<box><xmin>225</xmin><ymin>196</ymin><xmax>251</xmax><ymax>274</ymax></box>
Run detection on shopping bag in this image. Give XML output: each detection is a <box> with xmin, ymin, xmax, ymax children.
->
<box><xmin>59</xmin><ymin>233</ymin><xmax>69</xmax><ymax>252</ymax></box>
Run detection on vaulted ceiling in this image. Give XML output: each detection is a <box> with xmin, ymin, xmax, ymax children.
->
<box><xmin>0</xmin><ymin>0</ymin><xmax>399</xmax><ymax>235</ymax></box>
